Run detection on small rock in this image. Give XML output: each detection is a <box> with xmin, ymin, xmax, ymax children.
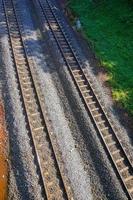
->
<box><xmin>76</xmin><ymin>19</ymin><xmax>82</xmax><ymax>30</ymax></box>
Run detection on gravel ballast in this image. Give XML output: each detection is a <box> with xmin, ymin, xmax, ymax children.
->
<box><xmin>32</xmin><ymin>0</ymin><xmax>132</xmax><ymax>199</ymax></box>
<box><xmin>0</xmin><ymin>1</ymin><xmax>44</xmax><ymax>199</ymax></box>
<box><xmin>0</xmin><ymin>0</ymin><xmax>132</xmax><ymax>199</ymax></box>
<box><xmin>14</xmin><ymin>0</ymin><xmax>94</xmax><ymax>199</ymax></box>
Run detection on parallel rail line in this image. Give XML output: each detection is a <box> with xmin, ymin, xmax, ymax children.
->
<box><xmin>2</xmin><ymin>0</ymin><xmax>73</xmax><ymax>199</ymax></box>
<box><xmin>35</xmin><ymin>0</ymin><xmax>133</xmax><ymax>198</ymax></box>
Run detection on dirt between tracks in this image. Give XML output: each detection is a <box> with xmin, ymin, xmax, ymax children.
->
<box><xmin>0</xmin><ymin>102</ymin><xmax>8</xmax><ymax>200</ymax></box>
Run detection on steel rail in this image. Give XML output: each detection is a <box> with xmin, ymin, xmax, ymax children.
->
<box><xmin>35</xmin><ymin>0</ymin><xmax>133</xmax><ymax>199</ymax></box>
<box><xmin>2</xmin><ymin>0</ymin><xmax>73</xmax><ymax>199</ymax></box>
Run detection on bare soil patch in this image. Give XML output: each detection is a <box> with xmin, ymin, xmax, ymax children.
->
<box><xmin>0</xmin><ymin>102</ymin><xmax>8</xmax><ymax>200</ymax></box>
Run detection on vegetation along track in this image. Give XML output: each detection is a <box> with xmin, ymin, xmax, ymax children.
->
<box><xmin>2</xmin><ymin>0</ymin><xmax>74</xmax><ymax>199</ymax></box>
<box><xmin>35</xmin><ymin>0</ymin><xmax>133</xmax><ymax>199</ymax></box>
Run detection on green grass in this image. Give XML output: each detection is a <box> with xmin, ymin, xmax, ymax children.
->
<box><xmin>68</xmin><ymin>0</ymin><xmax>133</xmax><ymax>116</ymax></box>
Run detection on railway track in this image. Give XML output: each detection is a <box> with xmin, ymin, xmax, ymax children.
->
<box><xmin>2</xmin><ymin>0</ymin><xmax>74</xmax><ymax>199</ymax></box>
<box><xmin>34</xmin><ymin>0</ymin><xmax>133</xmax><ymax>199</ymax></box>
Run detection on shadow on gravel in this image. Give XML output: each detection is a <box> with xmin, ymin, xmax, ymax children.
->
<box><xmin>0</xmin><ymin>2</ymin><xmax>34</xmax><ymax>199</ymax></box>
<box><xmin>50</xmin><ymin>54</ymin><xmax>124</xmax><ymax>200</ymax></box>
<box><xmin>0</xmin><ymin>56</ymin><xmax>31</xmax><ymax>199</ymax></box>
<box><xmin>22</xmin><ymin>17</ymin><xmax>123</xmax><ymax>200</ymax></box>
<box><xmin>23</xmin><ymin>1</ymin><xmax>129</xmax><ymax>199</ymax></box>
<box><xmin>0</xmin><ymin>0</ymin><xmax>131</xmax><ymax>199</ymax></box>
